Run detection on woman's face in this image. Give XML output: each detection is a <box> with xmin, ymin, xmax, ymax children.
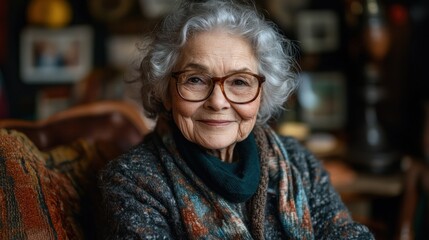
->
<box><xmin>164</xmin><ymin>30</ymin><xmax>261</xmax><ymax>161</ymax></box>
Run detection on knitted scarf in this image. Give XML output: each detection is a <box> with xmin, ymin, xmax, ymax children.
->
<box><xmin>158</xmin><ymin>122</ymin><xmax>314</xmax><ymax>239</ymax></box>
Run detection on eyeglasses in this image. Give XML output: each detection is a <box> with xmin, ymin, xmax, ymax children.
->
<box><xmin>171</xmin><ymin>70</ymin><xmax>265</xmax><ymax>104</ymax></box>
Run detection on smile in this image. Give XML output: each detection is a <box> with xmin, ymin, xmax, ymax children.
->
<box><xmin>198</xmin><ymin>119</ymin><xmax>234</xmax><ymax>126</ymax></box>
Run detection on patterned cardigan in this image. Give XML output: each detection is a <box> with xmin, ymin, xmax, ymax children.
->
<box><xmin>99</xmin><ymin>127</ymin><xmax>374</xmax><ymax>240</ymax></box>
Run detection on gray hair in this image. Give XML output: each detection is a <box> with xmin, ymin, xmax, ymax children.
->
<box><xmin>139</xmin><ymin>0</ymin><xmax>298</xmax><ymax>124</ymax></box>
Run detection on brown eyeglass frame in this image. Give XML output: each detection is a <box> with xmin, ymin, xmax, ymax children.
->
<box><xmin>171</xmin><ymin>70</ymin><xmax>265</xmax><ymax>104</ymax></box>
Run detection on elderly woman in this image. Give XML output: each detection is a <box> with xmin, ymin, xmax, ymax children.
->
<box><xmin>99</xmin><ymin>0</ymin><xmax>374</xmax><ymax>239</ymax></box>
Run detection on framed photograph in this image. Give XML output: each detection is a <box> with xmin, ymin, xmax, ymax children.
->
<box><xmin>296</xmin><ymin>10</ymin><xmax>339</xmax><ymax>53</ymax></box>
<box><xmin>297</xmin><ymin>72</ymin><xmax>346</xmax><ymax>130</ymax></box>
<box><xmin>264</xmin><ymin>0</ymin><xmax>310</xmax><ymax>31</ymax></box>
<box><xmin>20</xmin><ymin>26</ymin><xmax>93</xmax><ymax>84</ymax></box>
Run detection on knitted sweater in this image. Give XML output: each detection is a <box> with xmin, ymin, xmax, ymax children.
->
<box><xmin>99</xmin><ymin>128</ymin><xmax>374</xmax><ymax>239</ymax></box>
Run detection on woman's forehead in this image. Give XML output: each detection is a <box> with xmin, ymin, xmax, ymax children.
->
<box><xmin>175</xmin><ymin>31</ymin><xmax>258</xmax><ymax>73</ymax></box>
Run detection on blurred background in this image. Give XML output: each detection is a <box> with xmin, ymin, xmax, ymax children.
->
<box><xmin>0</xmin><ymin>0</ymin><xmax>428</xmax><ymax>238</ymax></box>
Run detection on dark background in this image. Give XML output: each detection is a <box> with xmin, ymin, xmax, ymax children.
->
<box><xmin>0</xmin><ymin>0</ymin><xmax>428</xmax><ymax>158</ymax></box>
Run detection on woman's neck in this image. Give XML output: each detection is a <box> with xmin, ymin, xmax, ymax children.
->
<box><xmin>206</xmin><ymin>144</ymin><xmax>236</xmax><ymax>163</ymax></box>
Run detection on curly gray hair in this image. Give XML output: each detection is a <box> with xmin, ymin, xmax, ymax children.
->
<box><xmin>138</xmin><ymin>0</ymin><xmax>298</xmax><ymax>124</ymax></box>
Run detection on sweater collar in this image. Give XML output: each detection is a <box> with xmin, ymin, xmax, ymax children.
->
<box><xmin>171</xmin><ymin>123</ymin><xmax>260</xmax><ymax>203</ymax></box>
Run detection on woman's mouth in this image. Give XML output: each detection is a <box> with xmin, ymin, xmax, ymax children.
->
<box><xmin>198</xmin><ymin>119</ymin><xmax>233</xmax><ymax>126</ymax></box>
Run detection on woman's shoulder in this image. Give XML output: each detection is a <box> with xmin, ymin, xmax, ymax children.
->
<box><xmin>101</xmin><ymin>132</ymin><xmax>167</xmax><ymax>179</ymax></box>
<box><xmin>277</xmin><ymin>135</ymin><xmax>313</xmax><ymax>161</ymax></box>
<box><xmin>276</xmin><ymin>134</ymin><xmax>326</xmax><ymax>179</ymax></box>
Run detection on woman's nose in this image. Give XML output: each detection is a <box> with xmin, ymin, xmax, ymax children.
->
<box><xmin>203</xmin><ymin>84</ymin><xmax>230</xmax><ymax>110</ymax></box>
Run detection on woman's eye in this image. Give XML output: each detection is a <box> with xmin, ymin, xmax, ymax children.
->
<box><xmin>185</xmin><ymin>76</ymin><xmax>208</xmax><ymax>85</ymax></box>
<box><xmin>231</xmin><ymin>78</ymin><xmax>250</xmax><ymax>86</ymax></box>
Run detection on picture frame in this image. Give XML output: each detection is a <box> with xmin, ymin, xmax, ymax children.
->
<box><xmin>297</xmin><ymin>72</ymin><xmax>346</xmax><ymax>130</ymax></box>
<box><xmin>264</xmin><ymin>0</ymin><xmax>310</xmax><ymax>31</ymax></box>
<box><xmin>20</xmin><ymin>26</ymin><xmax>93</xmax><ymax>84</ymax></box>
<box><xmin>296</xmin><ymin>10</ymin><xmax>339</xmax><ymax>53</ymax></box>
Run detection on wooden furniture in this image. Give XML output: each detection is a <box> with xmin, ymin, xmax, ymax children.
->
<box><xmin>0</xmin><ymin>100</ymin><xmax>151</xmax><ymax>160</ymax></box>
<box><xmin>325</xmin><ymin>157</ymin><xmax>429</xmax><ymax>240</ymax></box>
<box><xmin>396</xmin><ymin>158</ymin><xmax>429</xmax><ymax>240</ymax></box>
<box><xmin>323</xmin><ymin>159</ymin><xmax>403</xmax><ymax>239</ymax></box>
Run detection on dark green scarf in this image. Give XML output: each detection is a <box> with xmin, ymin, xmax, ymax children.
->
<box><xmin>172</xmin><ymin>124</ymin><xmax>260</xmax><ymax>203</ymax></box>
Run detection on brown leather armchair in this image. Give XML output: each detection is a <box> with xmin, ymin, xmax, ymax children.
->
<box><xmin>0</xmin><ymin>100</ymin><xmax>151</xmax><ymax>159</ymax></box>
<box><xmin>0</xmin><ymin>100</ymin><xmax>152</xmax><ymax>239</ymax></box>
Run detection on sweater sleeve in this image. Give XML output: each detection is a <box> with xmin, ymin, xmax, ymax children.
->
<box><xmin>98</xmin><ymin>144</ymin><xmax>181</xmax><ymax>240</ymax></box>
<box><xmin>282</xmin><ymin>137</ymin><xmax>375</xmax><ymax>240</ymax></box>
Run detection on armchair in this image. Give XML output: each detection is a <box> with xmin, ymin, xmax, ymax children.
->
<box><xmin>0</xmin><ymin>100</ymin><xmax>151</xmax><ymax>239</ymax></box>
